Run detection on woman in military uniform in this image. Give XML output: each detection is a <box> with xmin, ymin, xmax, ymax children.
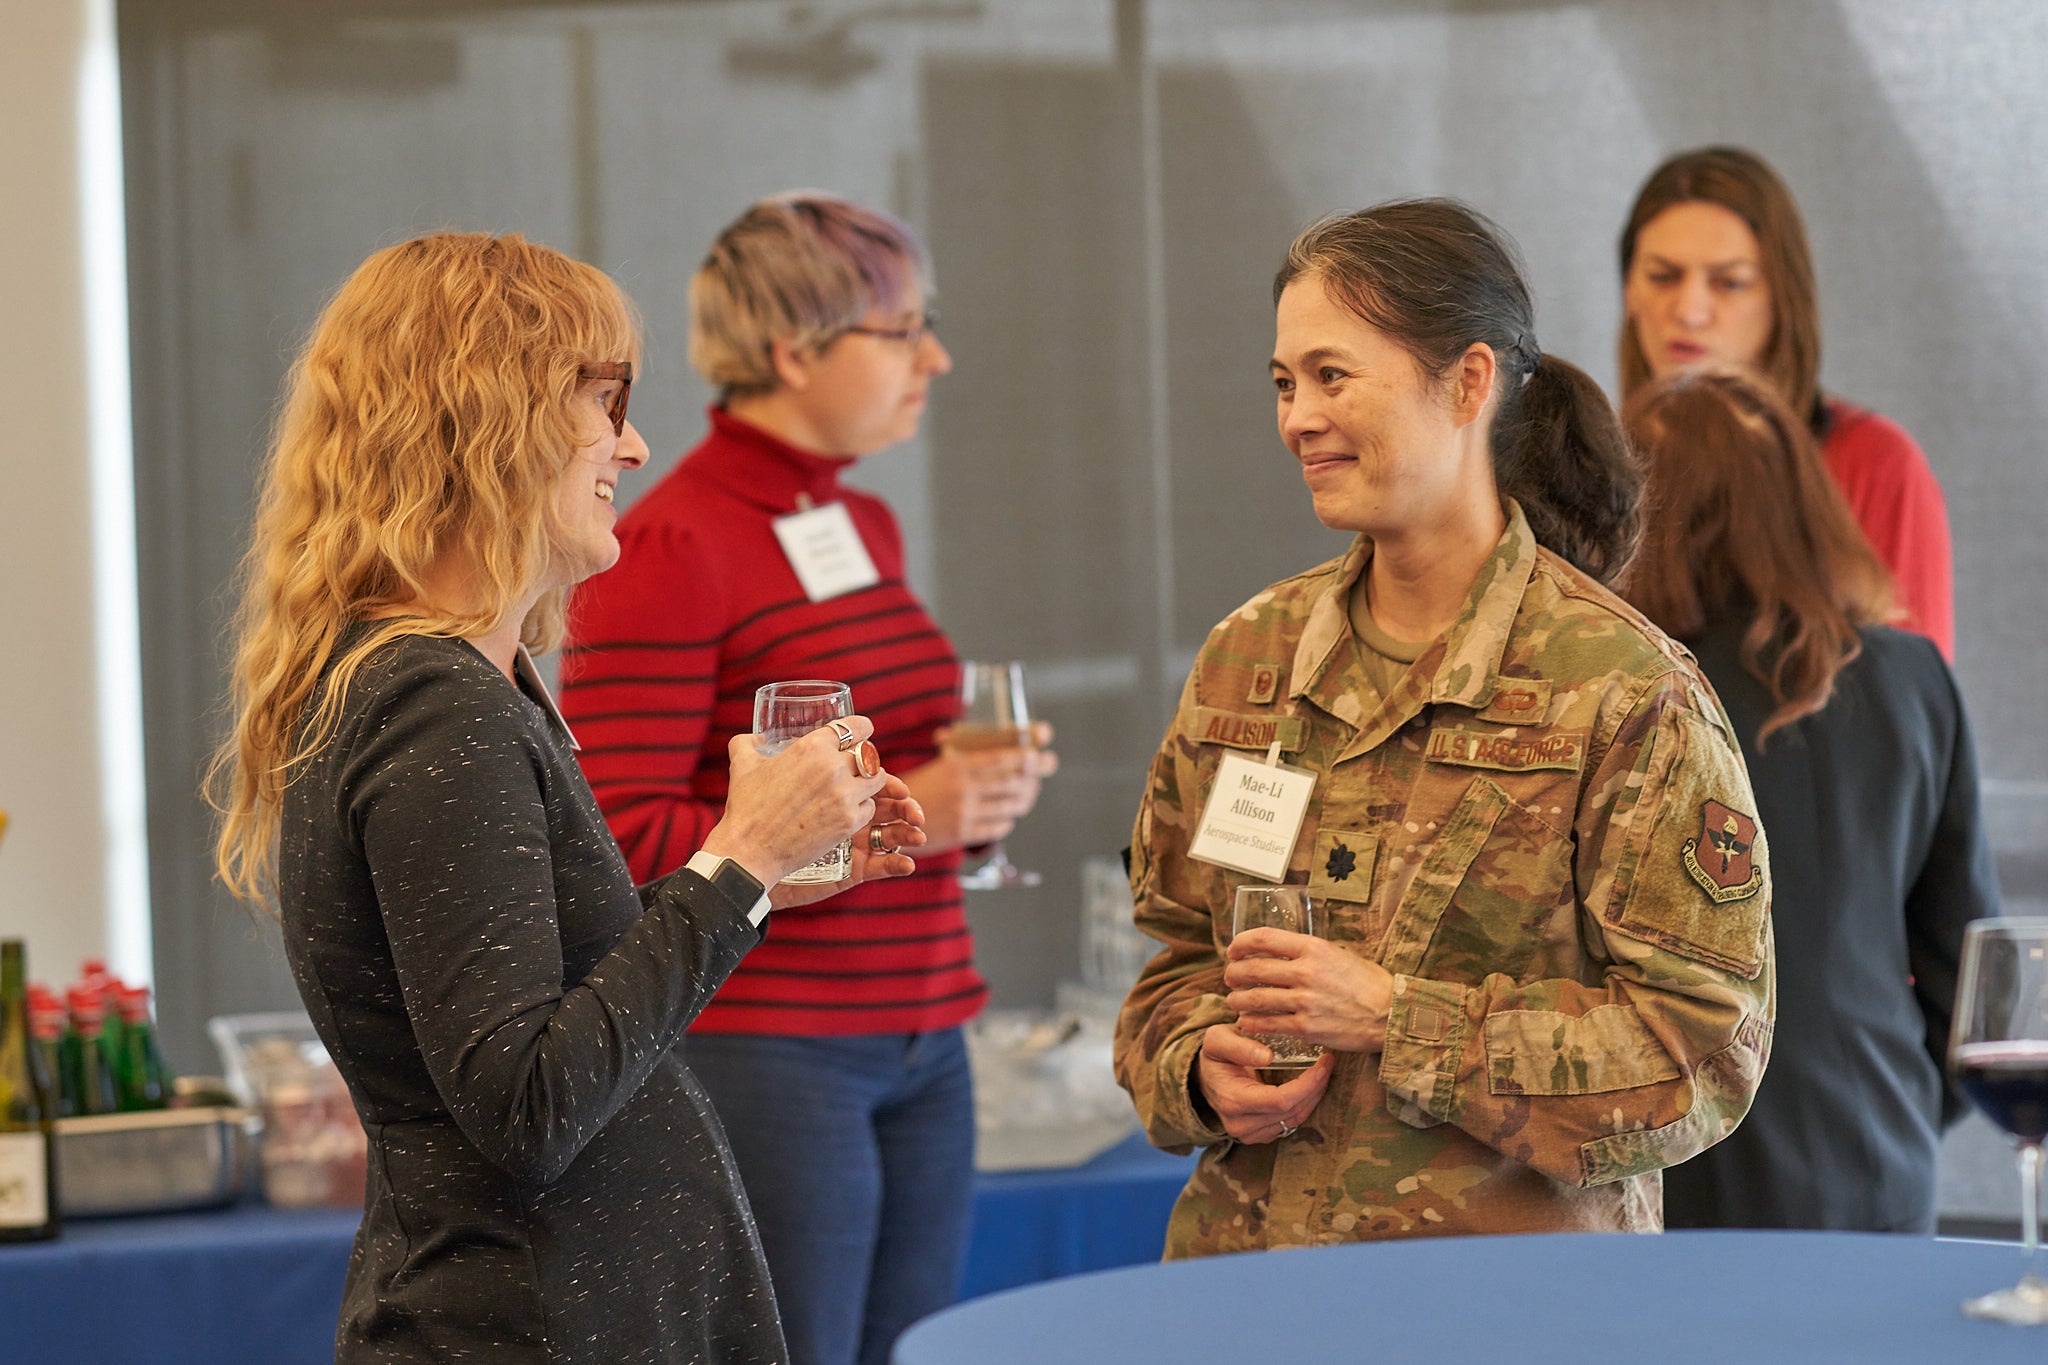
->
<box><xmin>1113</xmin><ymin>200</ymin><xmax>1776</xmax><ymax>1252</ymax></box>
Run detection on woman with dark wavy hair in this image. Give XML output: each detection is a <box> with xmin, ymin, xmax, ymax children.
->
<box><xmin>1620</xmin><ymin>365</ymin><xmax>1997</xmax><ymax>1232</ymax></box>
<box><xmin>1115</xmin><ymin>200</ymin><xmax>1773</xmax><ymax>1251</ymax></box>
<box><xmin>1617</xmin><ymin>145</ymin><xmax>1955</xmax><ymax>659</ymax></box>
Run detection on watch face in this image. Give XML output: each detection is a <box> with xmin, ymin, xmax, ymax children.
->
<box><xmin>713</xmin><ymin>860</ymin><xmax>766</xmax><ymax>901</ymax></box>
<box><xmin>702</xmin><ymin>857</ymin><xmax>768</xmax><ymax>924</ymax></box>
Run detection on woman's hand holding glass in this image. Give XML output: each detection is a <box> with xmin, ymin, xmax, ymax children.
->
<box><xmin>704</xmin><ymin>716</ymin><xmax>923</xmax><ymax>902</ymax></box>
<box><xmin>1196</xmin><ymin>1026</ymin><xmax>1335</xmax><ymax>1145</ymax></box>
<box><xmin>906</xmin><ymin>718</ymin><xmax>1058</xmax><ymax>854</ymax></box>
<box><xmin>1224</xmin><ymin>929</ymin><xmax>1394</xmax><ymax>1057</ymax></box>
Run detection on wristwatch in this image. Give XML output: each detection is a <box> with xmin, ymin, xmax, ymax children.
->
<box><xmin>685</xmin><ymin>850</ymin><xmax>772</xmax><ymax>927</ymax></box>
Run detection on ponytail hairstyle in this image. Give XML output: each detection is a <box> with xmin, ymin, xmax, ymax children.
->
<box><xmin>1276</xmin><ymin>199</ymin><xmax>1641</xmax><ymax>584</ymax></box>
<box><xmin>1617</xmin><ymin>146</ymin><xmax>1823</xmax><ymax>430</ymax></box>
<box><xmin>209</xmin><ymin>231</ymin><xmax>642</xmax><ymax>909</ymax></box>
<box><xmin>1619</xmin><ymin>367</ymin><xmax>1893</xmax><ymax>745</ymax></box>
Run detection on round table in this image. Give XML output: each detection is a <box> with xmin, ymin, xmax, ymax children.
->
<box><xmin>895</xmin><ymin>1230</ymin><xmax>2047</xmax><ymax>1364</ymax></box>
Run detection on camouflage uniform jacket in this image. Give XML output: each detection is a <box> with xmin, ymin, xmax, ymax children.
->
<box><xmin>1114</xmin><ymin>503</ymin><xmax>1775</xmax><ymax>1252</ymax></box>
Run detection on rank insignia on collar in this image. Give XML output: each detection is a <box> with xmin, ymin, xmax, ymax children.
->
<box><xmin>1682</xmin><ymin>799</ymin><xmax>1764</xmax><ymax>903</ymax></box>
<box><xmin>1247</xmin><ymin>665</ymin><xmax>1280</xmax><ymax>705</ymax></box>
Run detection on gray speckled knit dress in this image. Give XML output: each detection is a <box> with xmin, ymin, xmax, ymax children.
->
<box><xmin>278</xmin><ymin>627</ymin><xmax>786</xmax><ymax>1363</ymax></box>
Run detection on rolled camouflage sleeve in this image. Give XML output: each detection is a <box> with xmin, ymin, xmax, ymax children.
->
<box><xmin>1114</xmin><ymin>681</ymin><xmax>1237</xmax><ymax>1154</ymax></box>
<box><xmin>1378</xmin><ymin>672</ymin><xmax>1775</xmax><ymax>1187</ymax></box>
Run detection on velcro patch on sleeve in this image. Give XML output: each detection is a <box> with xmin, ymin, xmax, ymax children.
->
<box><xmin>1610</xmin><ymin>708</ymin><xmax>1770</xmax><ymax>979</ymax></box>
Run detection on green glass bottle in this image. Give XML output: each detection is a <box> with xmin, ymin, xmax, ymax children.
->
<box><xmin>1</xmin><ymin>940</ymin><xmax>61</xmax><ymax>1241</ymax></box>
<box><xmin>114</xmin><ymin>984</ymin><xmax>171</xmax><ymax>1112</ymax></box>
<box><xmin>27</xmin><ymin>987</ymin><xmax>68</xmax><ymax>1119</ymax></box>
<box><xmin>65</xmin><ymin>987</ymin><xmax>118</xmax><ymax>1117</ymax></box>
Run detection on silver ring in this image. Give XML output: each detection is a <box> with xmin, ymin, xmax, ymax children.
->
<box><xmin>1277</xmin><ymin>1120</ymin><xmax>1297</xmax><ymax>1139</ymax></box>
<box><xmin>828</xmin><ymin>719</ymin><xmax>858</xmax><ymax>750</ymax></box>
<box><xmin>869</xmin><ymin>826</ymin><xmax>895</xmax><ymax>855</ymax></box>
<box><xmin>852</xmin><ymin>740</ymin><xmax>880</xmax><ymax>779</ymax></box>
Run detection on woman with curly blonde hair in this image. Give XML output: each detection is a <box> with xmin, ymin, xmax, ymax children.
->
<box><xmin>211</xmin><ymin>231</ymin><xmax>925</xmax><ymax>1363</ymax></box>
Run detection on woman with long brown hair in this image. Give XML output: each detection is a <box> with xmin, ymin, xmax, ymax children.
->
<box><xmin>1617</xmin><ymin>145</ymin><xmax>1955</xmax><ymax>659</ymax></box>
<box><xmin>1620</xmin><ymin>366</ymin><xmax>1997</xmax><ymax>1232</ymax></box>
<box><xmin>212</xmin><ymin>231</ymin><xmax>925</xmax><ymax>1361</ymax></box>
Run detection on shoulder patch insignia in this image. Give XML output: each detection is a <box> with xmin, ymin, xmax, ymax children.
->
<box><xmin>1247</xmin><ymin>664</ymin><xmax>1281</xmax><ymax>705</ymax></box>
<box><xmin>1682</xmin><ymin>799</ymin><xmax>1764</xmax><ymax>903</ymax></box>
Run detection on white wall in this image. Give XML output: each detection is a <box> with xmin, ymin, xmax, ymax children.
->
<box><xmin>0</xmin><ymin>0</ymin><xmax>142</xmax><ymax>988</ymax></box>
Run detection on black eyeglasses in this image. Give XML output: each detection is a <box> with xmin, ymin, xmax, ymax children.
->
<box><xmin>578</xmin><ymin>361</ymin><xmax>633</xmax><ymax>435</ymax></box>
<box><xmin>840</xmin><ymin>310</ymin><xmax>939</xmax><ymax>348</ymax></box>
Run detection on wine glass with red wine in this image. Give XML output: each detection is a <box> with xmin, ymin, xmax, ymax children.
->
<box><xmin>1949</xmin><ymin>917</ymin><xmax>2048</xmax><ymax>1325</ymax></box>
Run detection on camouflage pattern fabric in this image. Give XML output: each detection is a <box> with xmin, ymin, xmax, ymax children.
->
<box><xmin>1114</xmin><ymin>502</ymin><xmax>1775</xmax><ymax>1253</ymax></box>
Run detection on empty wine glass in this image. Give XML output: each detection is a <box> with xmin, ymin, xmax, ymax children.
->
<box><xmin>1949</xmin><ymin>917</ymin><xmax>2048</xmax><ymax>1325</ymax></box>
<box><xmin>950</xmin><ymin>661</ymin><xmax>1040</xmax><ymax>891</ymax></box>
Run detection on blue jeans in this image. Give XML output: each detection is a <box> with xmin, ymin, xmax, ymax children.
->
<box><xmin>683</xmin><ymin>1029</ymin><xmax>975</xmax><ymax>1365</ymax></box>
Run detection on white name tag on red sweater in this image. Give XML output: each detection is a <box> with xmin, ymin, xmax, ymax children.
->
<box><xmin>773</xmin><ymin>502</ymin><xmax>880</xmax><ymax>602</ymax></box>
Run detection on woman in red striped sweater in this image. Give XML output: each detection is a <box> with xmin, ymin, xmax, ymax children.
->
<box><xmin>560</xmin><ymin>192</ymin><xmax>1057</xmax><ymax>1365</ymax></box>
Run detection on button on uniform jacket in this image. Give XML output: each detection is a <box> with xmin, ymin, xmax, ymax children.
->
<box><xmin>1115</xmin><ymin>503</ymin><xmax>1775</xmax><ymax>1253</ymax></box>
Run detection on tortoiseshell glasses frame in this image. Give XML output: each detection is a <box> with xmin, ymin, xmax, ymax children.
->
<box><xmin>578</xmin><ymin>361</ymin><xmax>633</xmax><ymax>435</ymax></box>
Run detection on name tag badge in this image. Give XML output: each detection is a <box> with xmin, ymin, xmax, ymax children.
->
<box><xmin>773</xmin><ymin>502</ymin><xmax>881</xmax><ymax>602</ymax></box>
<box><xmin>1188</xmin><ymin>750</ymin><xmax>1315</xmax><ymax>882</ymax></box>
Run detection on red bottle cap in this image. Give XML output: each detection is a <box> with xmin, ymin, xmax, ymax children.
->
<box><xmin>67</xmin><ymin>984</ymin><xmax>106</xmax><ymax>1032</ymax></box>
<box><xmin>27</xmin><ymin>999</ymin><xmax>64</xmax><ymax>1041</ymax></box>
<box><xmin>116</xmin><ymin>984</ymin><xmax>153</xmax><ymax>1023</ymax></box>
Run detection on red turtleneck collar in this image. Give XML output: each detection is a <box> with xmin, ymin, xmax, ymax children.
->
<box><xmin>688</xmin><ymin>406</ymin><xmax>858</xmax><ymax>514</ymax></box>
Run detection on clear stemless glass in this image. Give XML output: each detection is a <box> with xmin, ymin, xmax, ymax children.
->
<box><xmin>950</xmin><ymin>661</ymin><xmax>1041</xmax><ymax>891</ymax></box>
<box><xmin>1230</xmin><ymin>884</ymin><xmax>1322</xmax><ymax>1084</ymax></box>
<box><xmin>1949</xmin><ymin>917</ymin><xmax>2048</xmax><ymax>1325</ymax></box>
<box><xmin>752</xmin><ymin>680</ymin><xmax>854</xmax><ymax>886</ymax></box>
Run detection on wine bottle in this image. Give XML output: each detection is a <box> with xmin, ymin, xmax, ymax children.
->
<box><xmin>114</xmin><ymin>984</ymin><xmax>172</xmax><ymax>1112</ymax></box>
<box><xmin>65</xmin><ymin>986</ymin><xmax>119</xmax><ymax>1117</ymax></box>
<box><xmin>1</xmin><ymin>940</ymin><xmax>61</xmax><ymax>1241</ymax></box>
<box><xmin>27</xmin><ymin>987</ymin><xmax>68</xmax><ymax>1119</ymax></box>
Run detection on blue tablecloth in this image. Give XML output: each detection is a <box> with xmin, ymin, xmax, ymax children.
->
<box><xmin>898</xmin><ymin>1229</ymin><xmax>2047</xmax><ymax>1365</ymax></box>
<box><xmin>961</xmin><ymin>1131</ymin><xmax>1191</xmax><ymax>1298</ymax></box>
<box><xmin>0</xmin><ymin>1130</ymin><xmax>1192</xmax><ymax>1363</ymax></box>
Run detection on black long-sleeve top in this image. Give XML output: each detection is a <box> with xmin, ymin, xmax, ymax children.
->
<box><xmin>1662</xmin><ymin>618</ymin><xmax>1999</xmax><ymax>1232</ymax></box>
<box><xmin>278</xmin><ymin>627</ymin><xmax>784</xmax><ymax>1362</ymax></box>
